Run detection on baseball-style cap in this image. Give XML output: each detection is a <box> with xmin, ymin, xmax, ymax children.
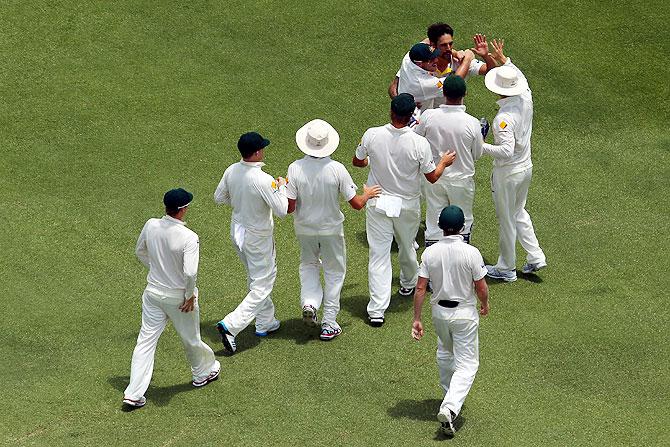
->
<box><xmin>164</xmin><ymin>188</ymin><xmax>193</xmax><ymax>210</ymax></box>
<box><xmin>443</xmin><ymin>75</ymin><xmax>466</xmax><ymax>99</ymax></box>
<box><xmin>391</xmin><ymin>93</ymin><xmax>416</xmax><ymax>116</ymax></box>
<box><xmin>438</xmin><ymin>205</ymin><xmax>465</xmax><ymax>232</ymax></box>
<box><xmin>409</xmin><ymin>43</ymin><xmax>441</xmax><ymax>62</ymax></box>
<box><xmin>238</xmin><ymin>132</ymin><xmax>271</xmax><ymax>154</ymax></box>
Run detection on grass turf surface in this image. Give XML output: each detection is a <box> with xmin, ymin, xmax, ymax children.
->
<box><xmin>1</xmin><ymin>0</ymin><xmax>669</xmax><ymax>445</ymax></box>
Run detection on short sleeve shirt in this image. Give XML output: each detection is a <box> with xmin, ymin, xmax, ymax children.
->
<box><xmin>286</xmin><ymin>156</ymin><xmax>357</xmax><ymax>235</ymax></box>
<box><xmin>355</xmin><ymin>124</ymin><xmax>435</xmax><ymax>202</ymax></box>
<box><xmin>418</xmin><ymin>235</ymin><xmax>487</xmax><ymax>307</ymax></box>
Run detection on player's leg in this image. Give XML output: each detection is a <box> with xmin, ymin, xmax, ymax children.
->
<box><xmin>320</xmin><ymin>233</ymin><xmax>346</xmax><ymax>332</ymax></box>
<box><xmin>446</xmin><ymin>178</ymin><xmax>476</xmax><ymax>243</ymax></box>
<box><xmin>491</xmin><ymin>170</ymin><xmax>517</xmax><ymax>272</ymax></box>
<box><xmin>166</xmin><ymin>295</ymin><xmax>218</xmax><ymax>383</ymax></box>
<box><xmin>393</xmin><ymin>203</ymin><xmax>421</xmax><ymax>292</ymax></box>
<box><xmin>124</xmin><ymin>290</ymin><xmax>169</xmax><ymax>401</ymax></box>
<box><xmin>513</xmin><ymin>168</ymin><xmax>546</xmax><ymax>266</ymax></box>
<box><xmin>297</xmin><ymin>234</ymin><xmax>324</xmax><ymax>317</ymax></box>
<box><xmin>424</xmin><ymin>179</ymin><xmax>449</xmax><ymax>246</ymax></box>
<box><xmin>366</xmin><ymin>207</ymin><xmax>394</xmax><ymax>319</ymax></box>
<box><xmin>223</xmin><ymin>233</ymin><xmax>277</xmax><ymax>336</ymax></box>
<box><xmin>441</xmin><ymin>317</ymin><xmax>480</xmax><ymax>417</ymax></box>
<box><xmin>433</xmin><ymin>315</ymin><xmax>455</xmax><ymax>395</ymax></box>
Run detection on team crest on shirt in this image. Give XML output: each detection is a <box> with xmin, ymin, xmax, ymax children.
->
<box><xmin>437</xmin><ymin>80</ymin><xmax>443</xmax><ymax>89</ymax></box>
<box><xmin>499</xmin><ymin>121</ymin><xmax>508</xmax><ymax>129</ymax></box>
<box><xmin>271</xmin><ymin>180</ymin><xmax>278</xmax><ymax>190</ymax></box>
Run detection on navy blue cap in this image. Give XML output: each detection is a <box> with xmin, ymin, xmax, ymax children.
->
<box><xmin>238</xmin><ymin>132</ymin><xmax>270</xmax><ymax>157</ymax></box>
<box><xmin>391</xmin><ymin>93</ymin><xmax>416</xmax><ymax>116</ymax></box>
<box><xmin>438</xmin><ymin>206</ymin><xmax>465</xmax><ymax>232</ymax></box>
<box><xmin>409</xmin><ymin>43</ymin><xmax>441</xmax><ymax>62</ymax></box>
<box><xmin>164</xmin><ymin>188</ymin><xmax>193</xmax><ymax>210</ymax></box>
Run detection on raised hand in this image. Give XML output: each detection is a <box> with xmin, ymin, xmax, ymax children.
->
<box><xmin>491</xmin><ymin>38</ymin><xmax>506</xmax><ymax>65</ymax></box>
<box><xmin>472</xmin><ymin>34</ymin><xmax>489</xmax><ymax>58</ymax></box>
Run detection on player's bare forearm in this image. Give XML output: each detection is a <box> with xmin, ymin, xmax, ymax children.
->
<box><xmin>388</xmin><ymin>77</ymin><xmax>399</xmax><ymax>99</ymax></box>
<box><xmin>413</xmin><ymin>277</ymin><xmax>429</xmax><ymax>321</ymax></box>
<box><xmin>352</xmin><ymin>156</ymin><xmax>368</xmax><ymax>168</ymax></box>
<box><xmin>349</xmin><ymin>184</ymin><xmax>381</xmax><ymax>210</ymax></box>
<box><xmin>474</xmin><ymin>278</ymin><xmax>489</xmax><ymax>316</ymax></box>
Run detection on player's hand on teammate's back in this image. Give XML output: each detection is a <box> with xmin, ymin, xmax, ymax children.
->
<box><xmin>440</xmin><ymin>150</ymin><xmax>457</xmax><ymax>167</ymax></box>
<box><xmin>363</xmin><ymin>184</ymin><xmax>382</xmax><ymax>200</ymax></box>
<box><xmin>276</xmin><ymin>177</ymin><xmax>287</xmax><ymax>188</ymax></box>
<box><xmin>179</xmin><ymin>295</ymin><xmax>196</xmax><ymax>313</ymax></box>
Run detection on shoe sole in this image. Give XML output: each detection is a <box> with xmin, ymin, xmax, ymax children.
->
<box><xmin>122</xmin><ymin>398</ymin><xmax>146</xmax><ymax>408</ymax></box>
<box><xmin>486</xmin><ymin>272</ymin><xmax>517</xmax><ymax>282</ymax></box>
<box><xmin>255</xmin><ymin>324</ymin><xmax>280</xmax><ymax>337</ymax></box>
<box><xmin>437</xmin><ymin>413</ymin><xmax>455</xmax><ymax>437</ymax></box>
<box><xmin>193</xmin><ymin>369</ymin><xmax>220</xmax><ymax>387</ymax></box>
<box><xmin>216</xmin><ymin>323</ymin><xmax>236</xmax><ymax>353</ymax></box>
<box><xmin>522</xmin><ymin>264</ymin><xmax>547</xmax><ymax>274</ymax></box>
<box><xmin>398</xmin><ymin>288</ymin><xmax>414</xmax><ymax>296</ymax></box>
<box><xmin>319</xmin><ymin>331</ymin><xmax>341</xmax><ymax>341</ymax></box>
<box><xmin>368</xmin><ymin>319</ymin><xmax>384</xmax><ymax>328</ymax></box>
<box><xmin>302</xmin><ymin>309</ymin><xmax>317</xmax><ymax>327</ymax></box>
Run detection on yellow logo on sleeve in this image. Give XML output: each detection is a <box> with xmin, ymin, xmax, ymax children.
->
<box><xmin>437</xmin><ymin>80</ymin><xmax>443</xmax><ymax>89</ymax></box>
<box><xmin>271</xmin><ymin>180</ymin><xmax>277</xmax><ymax>190</ymax></box>
<box><xmin>499</xmin><ymin>121</ymin><xmax>508</xmax><ymax>129</ymax></box>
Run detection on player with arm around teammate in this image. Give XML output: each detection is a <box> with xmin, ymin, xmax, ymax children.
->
<box><xmin>412</xmin><ymin>205</ymin><xmax>490</xmax><ymax>438</ymax></box>
<box><xmin>213</xmin><ymin>132</ymin><xmax>289</xmax><ymax>353</ymax></box>
<box><xmin>123</xmin><ymin>188</ymin><xmax>220</xmax><ymax>408</ymax></box>
<box><xmin>286</xmin><ymin>119</ymin><xmax>381</xmax><ymax>340</ymax></box>
<box><xmin>353</xmin><ymin>93</ymin><xmax>456</xmax><ymax>327</ymax></box>
<box><xmin>480</xmin><ymin>40</ymin><xmax>547</xmax><ymax>282</ymax></box>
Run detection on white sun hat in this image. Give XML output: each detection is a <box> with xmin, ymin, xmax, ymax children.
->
<box><xmin>484</xmin><ymin>65</ymin><xmax>528</xmax><ymax>96</ymax></box>
<box><xmin>295</xmin><ymin>119</ymin><xmax>340</xmax><ymax>158</ymax></box>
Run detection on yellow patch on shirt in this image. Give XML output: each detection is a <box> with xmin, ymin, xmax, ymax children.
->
<box><xmin>499</xmin><ymin>121</ymin><xmax>508</xmax><ymax>129</ymax></box>
<box><xmin>437</xmin><ymin>80</ymin><xmax>443</xmax><ymax>89</ymax></box>
<box><xmin>271</xmin><ymin>180</ymin><xmax>277</xmax><ymax>190</ymax></box>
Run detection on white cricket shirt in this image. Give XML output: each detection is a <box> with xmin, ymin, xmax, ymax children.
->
<box><xmin>414</xmin><ymin>104</ymin><xmax>484</xmax><ymax>180</ymax></box>
<box><xmin>355</xmin><ymin>124</ymin><xmax>435</xmax><ymax>203</ymax></box>
<box><xmin>213</xmin><ymin>160</ymin><xmax>288</xmax><ymax>236</ymax></box>
<box><xmin>418</xmin><ymin>235</ymin><xmax>487</xmax><ymax>308</ymax></box>
<box><xmin>136</xmin><ymin>215</ymin><xmax>199</xmax><ymax>299</ymax></box>
<box><xmin>285</xmin><ymin>156</ymin><xmax>357</xmax><ymax>235</ymax></box>
<box><xmin>482</xmin><ymin>59</ymin><xmax>534</xmax><ymax>174</ymax></box>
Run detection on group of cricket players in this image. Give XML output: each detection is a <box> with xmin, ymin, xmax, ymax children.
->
<box><xmin>122</xmin><ymin>23</ymin><xmax>547</xmax><ymax>439</ymax></box>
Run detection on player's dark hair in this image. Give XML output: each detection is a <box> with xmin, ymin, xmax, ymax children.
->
<box><xmin>238</xmin><ymin>146</ymin><xmax>258</xmax><ymax>159</ymax></box>
<box><xmin>427</xmin><ymin>23</ymin><xmax>454</xmax><ymax>44</ymax></box>
<box><xmin>166</xmin><ymin>206</ymin><xmax>180</xmax><ymax>217</ymax></box>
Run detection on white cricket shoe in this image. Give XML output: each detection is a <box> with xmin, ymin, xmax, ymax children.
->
<box><xmin>255</xmin><ymin>319</ymin><xmax>281</xmax><ymax>337</ymax></box>
<box><xmin>302</xmin><ymin>305</ymin><xmax>318</xmax><ymax>327</ymax></box>
<box><xmin>485</xmin><ymin>265</ymin><xmax>517</xmax><ymax>282</ymax></box>
<box><xmin>122</xmin><ymin>396</ymin><xmax>146</xmax><ymax>408</ymax></box>
<box><xmin>437</xmin><ymin>409</ymin><xmax>455</xmax><ymax>438</ymax></box>
<box><xmin>193</xmin><ymin>360</ymin><xmax>221</xmax><ymax>387</ymax></box>
<box><xmin>522</xmin><ymin>260</ymin><xmax>547</xmax><ymax>274</ymax></box>
<box><xmin>216</xmin><ymin>321</ymin><xmax>237</xmax><ymax>354</ymax></box>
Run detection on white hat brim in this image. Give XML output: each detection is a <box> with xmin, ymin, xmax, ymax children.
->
<box><xmin>484</xmin><ymin>67</ymin><xmax>528</xmax><ymax>96</ymax></box>
<box><xmin>295</xmin><ymin>119</ymin><xmax>340</xmax><ymax>158</ymax></box>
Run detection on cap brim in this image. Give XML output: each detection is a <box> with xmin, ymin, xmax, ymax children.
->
<box><xmin>260</xmin><ymin>138</ymin><xmax>271</xmax><ymax>148</ymax></box>
<box><xmin>295</xmin><ymin>120</ymin><xmax>340</xmax><ymax>158</ymax></box>
<box><xmin>484</xmin><ymin>68</ymin><xmax>528</xmax><ymax>96</ymax></box>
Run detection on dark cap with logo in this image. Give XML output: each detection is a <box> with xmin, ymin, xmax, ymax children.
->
<box><xmin>164</xmin><ymin>188</ymin><xmax>193</xmax><ymax>210</ymax></box>
<box><xmin>438</xmin><ymin>205</ymin><xmax>465</xmax><ymax>232</ymax></box>
<box><xmin>238</xmin><ymin>132</ymin><xmax>271</xmax><ymax>157</ymax></box>
<box><xmin>443</xmin><ymin>74</ymin><xmax>466</xmax><ymax>99</ymax></box>
<box><xmin>391</xmin><ymin>93</ymin><xmax>416</xmax><ymax>117</ymax></box>
<box><xmin>409</xmin><ymin>43</ymin><xmax>441</xmax><ymax>62</ymax></box>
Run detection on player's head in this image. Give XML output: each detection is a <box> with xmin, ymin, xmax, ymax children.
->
<box><xmin>409</xmin><ymin>43</ymin><xmax>440</xmax><ymax>71</ymax></box>
<box><xmin>164</xmin><ymin>188</ymin><xmax>193</xmax><ymax>218</ymax></box>
<box><xmin>238</xmin><ymin>132</ymin><xmax>270</xmax><ymax>160</ymax></box>
<box><xmin>438</xmin><ymin>205</ymin><xmax>465</xmax><ymax>236</ymax></box>
<box><xmin>427</xmin><ymin>23</ymin><xmax>454</xmax><ymax>57</ymax></box>
<box><xmin>390</xmin><ymin>93</ymin><xmax>416</xmax><ymax>126</ymax></box>
<box><xmin>443</xmin><ymin>75</ymin><xmax>466</xmax><ymax>102</ymax></box>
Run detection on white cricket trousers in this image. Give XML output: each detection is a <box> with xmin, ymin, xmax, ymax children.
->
<box><xmin>297</xmin><ymin>233</ymin><xmax>346</xmax><ymax>329</ymax></box>
<box><xmin>366</xmin><ymin>203</ymin><xmax>420</xmax><ymax>318</ymax></box>
<box><xmin>124</xmin><ymin>289</ymin><xmax>217</xmax><ymax>400</ymax></box>
<box><xmin>491</xmin><ymin>167</ymin><xmax>546</xmax><ymax>271</ymax></box>
<box><xmin>432</xmin><ymin>308</ymin><xmax>479</xmax><ymax>417</ymax></box>
<box><xmin>223</xmin><ymin>230</ymin><xmax>277</xmax><ymax>336</ymax></box>
<box><xmin>424</xmin><ymin>177</ymin><xmax>475</xmax><ymax>243</ymax></box>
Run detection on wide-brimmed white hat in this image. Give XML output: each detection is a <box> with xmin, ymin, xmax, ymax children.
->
<box><xmin>484</xmin><ymin>65</ymin><xmax>528</xmax><ymax>96</ymax></box>
<box><xmin>295</xmin><ymin>119</ymin><xmax>340</xmax><ymax>158</ymax></box>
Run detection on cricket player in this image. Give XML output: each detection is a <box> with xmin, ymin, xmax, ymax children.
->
<box><xmin>481</xmin><ymin>41</ymin><xmax>547</xmax><ymax>282</ymax></box>
<box><xmin>415</xmin><ymin>75</ymin><xmax>484</xmax><ymax>245</ymax></box>
<box><xmin>213</xmin><ymin>132</ymin><xmax>288</xmax><ymax>353</ymax></box>
<box><xmin>286</xmin><ymin>119</ymin><xmax>381</xmax><ymax>340</ymax></box>
<box><xmin>412</xmin><ymin>205</ymin><xmax>490</xmax><ymax>438</ymax></box>
<box><xmin>389</xmin><ymin>23</ymin><xmax>495</xmax><ymax>103</ymax></box>
<box><xmin>123</xmin><ymin>188</ymin><xmax>220</xmax><ymax>408</ymax></box>
<box><xmin>353</xmin><ymin>93</ymin><xmax>456</xmax><ymax>327</ymax></box>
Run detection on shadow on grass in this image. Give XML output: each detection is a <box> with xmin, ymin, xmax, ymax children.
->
<box><xmin>109</xmin><ymin>376</ymin><xmax>196</xmax><ymax>409</ymax></box>
<box><xmin>389</xmin><ymin>398</ymin><xmax>467</xmax><ymax>441</ymax></box>
<box><xmin>200</xmin><ymin>319</ymin><xmax>260</xmax><ymax>356</ymax></box>
<box><xmin>263</xmin><ymin>317</ymin><xmax>320</xmax><ymax>345</ymax></box>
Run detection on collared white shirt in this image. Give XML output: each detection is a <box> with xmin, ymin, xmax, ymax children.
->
<box><xmin>355</xmin><ymin>124</ymin><xmax>435</xmax><ymax>202</ymax></box>
<box><xmin>482</xmin><ymin>59</ymin><xmax>534</xmax><ymax>173</ymax></box>
<box><xmin>396</xmin><ymin>51</ymin><xmax>484</xmax><ymax>110</ymax></box>
<box><xmin>213</xmin><ymin>160</ymin><xmax>288</xmax><ymax>236</ymax></box>
<box><xmin>285</xmin><ymin>156</ymin><xmax>357</xmax><ymax>235</ymax></box>
<box><xmin>136</xmin><ymin>215</ymin><xmax>199</xmax><ymax>299</ymax></box>
<box><xmin>414</xmin><ymin>104</ymin><xmax>484</xmax><ymax>180</ymax></box>
<box><xmin>418</xmin><ymin>235</ymin><xmax>487</xmax><ymax>307</ymax></box>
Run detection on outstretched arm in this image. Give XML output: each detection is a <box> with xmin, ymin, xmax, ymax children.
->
<box><xmin>349</xmin><ymin>184</ymin><xmax>381</xmax><ymax>210</ymax></box>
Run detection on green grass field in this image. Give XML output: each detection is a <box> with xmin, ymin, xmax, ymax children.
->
<box><xmin>2</xmin><ymin>1</ymin><xmax>669</xmax><ymax>445</ymax></box>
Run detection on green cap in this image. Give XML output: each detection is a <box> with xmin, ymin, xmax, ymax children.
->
<box><xmin>443</xmin><ymin>75</ymin><xmax>466</xmax><ymax>99</ymax></box>
<box><xmin>391</xmin><ymin>93</ymin><xmax>416</xmax><ymax>116</ymax></box>
<box><xmin>438</xmin><ymin>205</ymin><xmax>465</xmax><ymax>232</ymax></box>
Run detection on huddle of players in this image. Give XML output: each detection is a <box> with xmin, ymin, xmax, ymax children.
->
<box><xmin>123</xmin><ymin>22</ymin><xmax>547</xmax><ymax>440</ymax></box>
